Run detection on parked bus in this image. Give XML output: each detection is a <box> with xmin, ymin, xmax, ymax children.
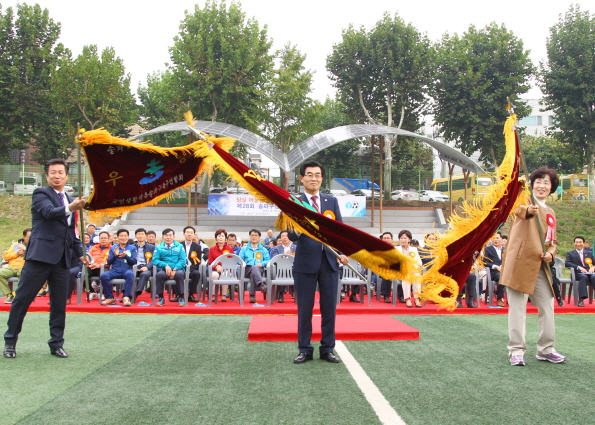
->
<box><xmin>430</xmin><ymin>173</ymin><xmax>496</xmax><ymax>202</ymax></box>
<box><xmin>560</xmin><ymin>173</ymin><xmax>589</xmax><ymax>202</ymax></box>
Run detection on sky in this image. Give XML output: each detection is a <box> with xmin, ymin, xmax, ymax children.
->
<box><xmin>3</xmin><ymin>0</ymin><xmax>587</xmax><ymax>101</ymax></box>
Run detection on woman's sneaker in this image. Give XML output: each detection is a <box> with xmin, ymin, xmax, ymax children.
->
<box><xmin>536</xmin><ymin>352</ymin><xmax>566</xmax><ymax>363</ymax></box>
<box><xmin>510</xmin><ymin>355</ymin><xmax>525</xmax><ymax>366</ymax></box>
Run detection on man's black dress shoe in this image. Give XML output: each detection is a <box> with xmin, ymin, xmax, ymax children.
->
<box><xmin>557</xmin><ymin>300</ymin><xmax>564</xmax><ymax>307</ymax></box>
<box><xmin>468</xmin><ymin>301</ymin><xmax>477</xmax><ymax>308</ymax></box>
<box><xmin>457</xmin><ymin>299</ymin><xmax>463</xmax><ymax>308</ymax></box>
<box><xmin>578</xmin><ymin>300</ymin><xmax>585</xmax><ymax>307</ymax></box>
<box><xmin>277</xmin><ymin>295</ymin><xmax>284</xmax><ymax>303</ymax></box>
<box><xmin>320</xmin><ymin>352</ymin><xmax>341</xmax><ymax>363</ymax></box>
<box><xmin>3</xmin><ymin>345</ymin><xmax>16</xmax><ymax>358</ymax></box>
<box><xmin>349</xmin><ymin>294</ymin><xmax>359</xmax><ymax>303</ymax></box>
<box><xmin>383</xmin><ymin>295</ymin><xmax>391</xmax><ymax>303</ymax></box>
<box><xmin>50</xmin><ymin>347</ymin><xmax>68</xmax><ymax>358</ymax></box>
<box><xmin>293</xmin><ymin>353</ymin><xmax>313</xmax><ymax>364</ymax></box>
<box><xmin>188</xmin><ymin>295</ymin><xmax>198</xmax><ymax>303</ymax></box>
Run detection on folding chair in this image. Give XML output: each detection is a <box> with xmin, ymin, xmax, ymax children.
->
<box><xmin>266</xmin><ymin>254</ymin><xmax>295</xmax><ymax>306</ymax></box>
<box><xmin>207</xmin><ymin>254</ymin><xmax>245</xmax><ymax>306</ymax></box>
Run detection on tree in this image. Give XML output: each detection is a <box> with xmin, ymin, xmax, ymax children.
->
<box><xmin>539</xmin><ymin>5</ymin><xmax>595</xmax><ymax>176</ymax></box>
<box><xmin>262</xmin><ymin>43</ymin><xmax>318</xmax><ymax>189</ymax></box>
<box><xmin>521</xmin><ymin>134</ymin><xmax>582</xmax><ymax>174</ymax></box>
<box><xmin>432</xmin><ymin>23</ymin><xmax>533</xmax><ymax>168</ymax></box>
<box><xmin>327</xmin><ymin>13</ymin><xmax>434</xmax><ymax>196</ymax></box>
<box><xmin>0</xmin><ymin>4</ymin><xmax>65</xmax><ymax>163</ymax></box>
<box><xmin>54</xmin><ymin>45</ymin><xmax>137</xmax><ymax>138</ymax></box>
<box><xmin>309</xmin><ymin>98</ymin><xmax>360</xmax><ymax>179</ymax></box>
<box><xmin>163</xmin><ymin>0</ymin><xmax>273</xmax><ymax>131</ymax></box>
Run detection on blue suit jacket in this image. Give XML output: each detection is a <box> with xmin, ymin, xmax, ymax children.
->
<box><xmin>25</xmin><ymin>185</ymin><xmax>83</xmax><ymax>268</ymax></box>
<box><xmin>289</xmin><ymin>193</ymin><xmax>342</xmax><ymax>274</ymax></box>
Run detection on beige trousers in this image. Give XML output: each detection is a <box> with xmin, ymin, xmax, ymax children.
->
<box><xmin>507</xmin><ymin>266</ymin><xmax>556</xmax><ymax>356</ymax></box>
<box><xmin>402</xmin><ymin>280</ymin><xmax>421</xmax><ymax>300</ymax></box>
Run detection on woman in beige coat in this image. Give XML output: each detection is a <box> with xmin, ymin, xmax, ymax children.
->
<box><xmin>501</xmin><ymin>167</ymin><xmax>565</xmax><ymax>366</ymax></box>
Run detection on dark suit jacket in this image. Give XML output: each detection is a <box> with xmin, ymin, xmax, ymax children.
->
<box><xmin>484</xmin><ymin>245</ymin><xmax>503</xmax><ymax>270</ymax></box>
<box><xmin>272</xmin><ymin>243</ymin><xmax>296</xmax><ymax>258</ymax></box>
<box><xmin>565</xmin><ymin>250</ymin><xmax>595</xmax><ymax>271</ymax></box>
<box><xmin>181</xmin><ymin>241</ymin><xmax>202</xmax><ymax>271</ymax></box>
<box><xmin>289</xmin><ymin>193</ymin><xmax>342</xmax><ymax>274</ymax></box>
<box><xmin>134</xmin><ymin>242</ymin><xmax>155</xmax><ymax>269</ymax></box>
<box><xmin>26</xmin><ymin>185</ymin><xmax>82</xmax><ymax>268</ymax></box>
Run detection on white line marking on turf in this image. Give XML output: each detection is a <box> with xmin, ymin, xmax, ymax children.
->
<box><xmin>335</xmin><ymin>340</ymin><xmax>406</xmax><ymax>425</ymax></box>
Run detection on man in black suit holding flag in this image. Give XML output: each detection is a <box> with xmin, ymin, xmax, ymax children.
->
<box><xmin>4</xmin><ymin>159</ymin><xmax>86</xmax><ymax>358</ymax></box>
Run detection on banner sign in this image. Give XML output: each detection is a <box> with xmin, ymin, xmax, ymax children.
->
<box><xmin>208</xmin><ymin>194</ymin><xmax>366</xmax><ymax>217</ymax></box>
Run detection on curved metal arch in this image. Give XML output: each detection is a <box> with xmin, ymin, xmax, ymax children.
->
<box><xmin>133</xmin><ymin>121</ymin><xmax>484</xmax><ymax>174</ymax></box>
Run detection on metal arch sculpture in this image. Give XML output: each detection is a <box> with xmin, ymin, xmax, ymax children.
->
<box><xmin>132</xmin><ymin>121</ymin><xmax>484</xmax><ymax>174</ymax></box>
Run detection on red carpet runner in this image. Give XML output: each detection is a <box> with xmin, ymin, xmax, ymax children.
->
<box><xmin>247</xmin><ymin>315</ymin><xmax>419</xmax><ymax>341</ymax></box>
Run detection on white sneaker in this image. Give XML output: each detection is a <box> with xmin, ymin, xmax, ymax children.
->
<box><xmin>88</xmin><ymin>293</ymin><xmax>97</xmax><ymax>300</ymax></box>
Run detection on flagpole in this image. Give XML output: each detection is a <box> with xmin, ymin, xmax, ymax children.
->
<box><xmin>324</xmin><ymin>245</ymin><xmax>367</xmax><ymax>282</ymax></box>
<box><xmin>508</xmin><ymin>99</ymin><xmax>553</xmax><ymax>285</ymax></box>
<box><xmin>76</xmin><ymin>124</ymin><xmax>90</xmax><ymax>295</ymax></box>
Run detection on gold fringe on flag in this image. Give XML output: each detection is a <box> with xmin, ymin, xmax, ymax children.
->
<box><xmin>421</xmin><ymin>115</ymin><xmax>529</xmax><ymax>310</ymax></box>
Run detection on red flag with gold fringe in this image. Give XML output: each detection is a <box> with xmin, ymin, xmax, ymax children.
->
<box><xmin>421</xmin><ymin>114</ymin><xmax>528</xmax><ymax>309</ymax></box>
<box><xmin>79</xmin><ymin>128</ymin><xmax>416</xmax><ymax>282</ymax></box>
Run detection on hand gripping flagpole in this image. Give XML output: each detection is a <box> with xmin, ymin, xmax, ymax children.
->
<box><xmin>75</xmin><ymin>124</ymin><xmax>90</xmax><ymax>295</ymax></box>
<box><xmin>508</xmin><ymin>99</ymin><xmax>553</xmax><ymax>286</ymax></box>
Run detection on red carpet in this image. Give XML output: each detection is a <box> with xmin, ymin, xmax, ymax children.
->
<box><xmin>1</xmin><ymin>292</ymin><xmax>594</xmax><ymax>316</ymax></box>
<box><xmin>248</xmin><ymin>315</ymin><xmax>419</xmax><ymax>341</ymax></box>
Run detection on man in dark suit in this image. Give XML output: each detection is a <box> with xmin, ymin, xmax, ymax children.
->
<box><xmin>181</xmin><ymin>226</ymin><xmax>209</xmax><ymax>302</ymax></box>
<box><xmin>289</xmin><ymin>160</ymin><xmax>348</xmax><ymax>364</ymax></box>
<box><xmin>484</xmin><ymin>232</ymin><xmax>505</xmax><ymax>307</ymax></box>
<box><xmin>4</xmin><ymin>159</ymin><xmax>86</xmax><ymax>358</ymax></box>
<box><xmin>565</xmin><ymin>236</ymin><xmax>595</xmax><ymax>307</ymax></box>
<box><xmin>133</xmin><ymin>228</ymin><xmax>155</xmax><ymax>300</ymax></box>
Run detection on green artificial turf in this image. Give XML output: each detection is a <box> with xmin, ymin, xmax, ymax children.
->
<box><xmin>2</xmin><ymin>312</ymin><xmax>594</xmax><ymax>425</ymax></box>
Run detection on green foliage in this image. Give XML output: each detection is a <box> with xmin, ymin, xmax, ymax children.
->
<box><xmin>166</xmin><ymin>0</ymin><xmax>273</xmax><ymax>131</ymax></box>
<box><xmin>262</xmin><ymin>43</ymin><xmax>317</xmax><ymax>154</ymax></box>
<box><xmin>432</xmin><ymin>23</ymin><xmax>533</xmax><ymax>167</ymax></box>
<box><xmin>521</xmin><ymin>134</ymin><xmax>582</xmax><ymax>173</ymax></box>
<box><xmin>539</xmin><ymin>5</ymin><xmax>595</xmax><ymax>174</ymax></box>
<box><xmin>327</xmin><ymin>13</ymin><xmax>434</xmax><ymax>197</ymax></box>
<box><xmin>0</xmin><ymin>4</ymin><xmax>66</xmax><ymax>163</ymax></box>
<box><xmin>310</xmin><ymin>98</ymin><xmax>360</xmax><ymax>175</ymax></box>
<box><xmin>54</xmin><ymin>45</ymin><xmax>137</xmax><ymax>138</ymax></box>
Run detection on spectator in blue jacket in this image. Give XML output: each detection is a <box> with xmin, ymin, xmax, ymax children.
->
<box><xmin>239</xmin><ymin>229</ymin><xmax>270</xmax><ymax>303</ymax></box>
<box><xmin>152</xmin><ymin>228</ymin><xmax>187</xmax><ymax>307</ymax></box>
<box><xmin>100</xmin><ymin>229</ymin><xmax>137</xmax><ymax>307</ymax></box>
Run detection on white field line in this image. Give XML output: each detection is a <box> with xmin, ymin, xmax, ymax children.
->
<box><xmin>335</xmin><ymin>340</ymin><xmax>406</xmax><ymax>425</ymax></box>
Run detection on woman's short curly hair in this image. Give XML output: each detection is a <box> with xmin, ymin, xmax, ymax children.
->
<box><xmin>529</xmin><ymin>167</ymin><xmax>559</xmax><ymax>194</ymax></box>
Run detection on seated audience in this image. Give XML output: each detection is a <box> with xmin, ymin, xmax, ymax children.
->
<box><xmin>270</xmin><ymin>230</ymin><xmax>296</xmax><ymax>303</ymax></box>
<box><xmin>152</xmin><ymin>228</ymin><xmax>187</xmax><ymax>307</ymax></box>
<box><xmin>239</xmin><ymin>229</ymin><xmax>270</xmax><ymax>304</ymax></box>
<box><xmin>264</xmin><ymin>228</ymin><xmax>275</xmax><ymax>247</ymax></box>
<box><xmin>146</xmin><ymin>230</ymin><xmax>157</xmax><ymax>245</ymax></box>
<box><xmin>133</xmin><ymin>228</ymin><xmax>155</xmax><ymax>298</ymax></box>
<box><xmin>227</xmin><ymin>234</ymin><xmax>241</xmax><ymax>255</ymax></box>
<box><xmin>100</xmin><ymin>229</ymin><xmax>137</xmax><ymax>306</ymax></box>
<box><xmin>208</xmin><ymin>229</ymin><xmax>235</xmax><ymax>302</ymax></box>
<box><xmin>565</xmin><ymin>236</ymin><xmax>595</xmax><ymax>307</ymax></box>
<box><xmin>87</xmin><ymin>231</ymin><xmax>112</xmax><ymax>299</ymax></box>
<box><xmin>0</xmin><ymin>228</ymin><xmax>31</xmax><ymax>304</ymax></box>
<box><xmin>181</xmin><ymin>226</ymin><xmax>209</xmax><ymax>302</ymax></box>
<box><xmin>484</xmin><ymin>232</ymin><xmax>505</xmax><ymax>307</ymax></box>
<box><xmin>395</xmin><ymin>230</ymin><xmax>423</xmax><ymax>307</ymax></box>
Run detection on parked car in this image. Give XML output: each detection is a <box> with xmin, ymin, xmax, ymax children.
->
<box><xmin>209</xmin><ymin>187</ymin><xmax>227</xmax><ymax>194</ymax></box>
<box><xmin>64</xmin><ymin>185</ymin><xmax>75</xmax><ymax>196</ymax></box>
<box><xmin>352</xmin><ymin>189</ymin><xmax>382</xmax><ymax>200</ymax></box>
<box><xmin>419</xmin><ymin>190</ymin><xmax>449</xmax><ymax>202</ymax></box>
<box><xmin>330</xmin><ymin>189</ymin><xmax>348</xmax><ymax>196</ymax></box>
<box><xmin>225</xmin><ymin>187</ymin><xmax>249</xmax><ymax>194</ymax></box>
<box><xmin>13</xmin><ymin>177</ymin><xmax>41</xmax><ymax>195</ymax></box>
<box><xmin>391</xmin><ymin>190</ymin><xmax>420</xmax><ymax>201</ymax></box>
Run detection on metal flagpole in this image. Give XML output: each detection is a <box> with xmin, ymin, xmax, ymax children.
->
<box><xmin>76</xmin><ymin>125</ymin><xmax>90</xmax><ymax>295</ymax></box>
